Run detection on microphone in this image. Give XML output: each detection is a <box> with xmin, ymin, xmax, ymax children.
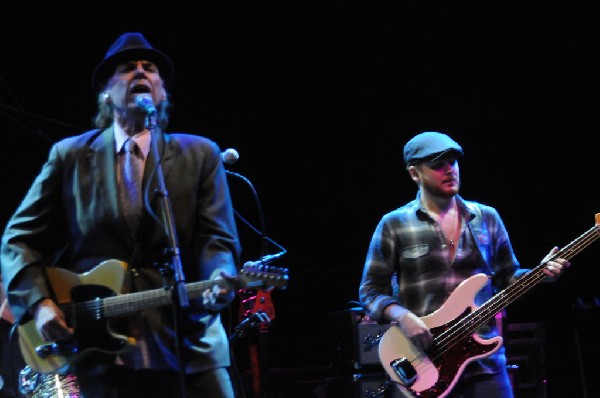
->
<box><xmin>221</xmin><ymin>148</ymin><xmax>240</xmax><ymax>165</ymax></box>
<box><xmin>244</xmin><ymin>251</ymin><xmax>286</xmax><ymax>268</ymax></box>
<box><xmin>257</xmin><ymin>251</ymin><xmax>286</xmax><ymax>264</ymax></box>
<box><xmin>135</xmin><ymin>94</ymin><xmax>157</xmax><ymax>114</ymax></box>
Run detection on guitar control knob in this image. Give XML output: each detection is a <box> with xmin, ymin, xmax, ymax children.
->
<box><xmin>35</xmin><ymin>343</ymin><xmax>57</xmax><ymax>359</ymax></box>
<box><xmin>35</xmin><ymin>342</ymin><xmax>78</xmax><ymax>359</ymax></box>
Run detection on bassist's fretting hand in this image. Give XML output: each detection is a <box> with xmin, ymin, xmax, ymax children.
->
<box><xmin>541</xmin><ymin>246</ymin><xmax>571</xmax><ymax>281</ymax></box>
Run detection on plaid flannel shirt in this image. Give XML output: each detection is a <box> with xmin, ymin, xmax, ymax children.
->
<box><xmin>359</xmin><ymin>193</ymin><xmax>528</xmax><ymax>377</ymax></box>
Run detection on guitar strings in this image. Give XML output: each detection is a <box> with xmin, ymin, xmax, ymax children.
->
<box><xmin>434</xmin><ymin>223</ymin><xmax>599</xmax><ymax>358</ymax></box>
<box><xmin>61</xmin><ymin>266</ymin><xmax>286</xmax><ymax>324</ymax></box>
<box><xmin>404</xmin><ymin>223</ymin><xmax>600</xmax><ymax>385</ymax></box>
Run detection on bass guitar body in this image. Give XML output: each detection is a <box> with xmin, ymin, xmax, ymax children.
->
<box><xmin>379</xmin><ymin>274</ymin><xmax>502</xmax><ymax>398</ymax></box>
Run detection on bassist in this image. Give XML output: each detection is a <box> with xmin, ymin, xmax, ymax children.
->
<box><xmin>359</xmin><ymin>131</ymin><xmax>570</xmax><ymax>398</ymax></box>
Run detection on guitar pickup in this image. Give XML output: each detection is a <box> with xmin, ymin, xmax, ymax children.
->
<box><xmin>36</xmin><ymin>342</ymin><xmax>78</xmax><ymax>359</ymax></box>
<box><xmin>390</xmin><ymin>357</ymin><xmax>417</xmax><ymax>386</ymax></box>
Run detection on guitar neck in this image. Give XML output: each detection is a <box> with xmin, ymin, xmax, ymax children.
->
<box><xmin>473</xmin><ymin>222</ymin><xmax>600</xmax><ymax>331</ymax></box>
<box><xmin>53</xmin><ymin>260</ymin><xmax>287</xmax><ymax>324</ymax></box>
<box><xmin>100</xmin><ymin>279</ymin><xmax>221</xmax><ymax>318</ymax></box>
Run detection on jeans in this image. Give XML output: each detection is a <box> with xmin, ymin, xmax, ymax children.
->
<box><xmin>448</xmin><ymin>368</ymin><xmax>514</xmax><ymax>398</ymax></box>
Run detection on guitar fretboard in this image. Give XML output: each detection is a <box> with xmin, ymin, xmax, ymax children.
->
<box><xmin>436</xmin><ymin>221</ymin><xmax>599</xmax><ymax>354</ymax></box>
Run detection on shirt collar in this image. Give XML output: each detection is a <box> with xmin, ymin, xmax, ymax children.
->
<box><xmin>114</xmin><ymin>124</ymin><xmax>151</xmax><ymax>160</ymax></box>
<box><xmin>414</xmin><ymin>192</ymin><xmax>474</xmax><ymax>221</ymax></box>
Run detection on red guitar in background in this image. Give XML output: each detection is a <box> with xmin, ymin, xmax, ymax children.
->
<box><xmin>236</xmin><ymin>286</ymin><xmax>276</xmax><ymax>398</ymax></box>
<box><xmin>224</xmin><ymin>165</ymin><xmax>289</xmax><ymax>397</ymax></box>
<box><xmin>232</xmin><ymin>253</ymin><xmax>288</xmax><ymax>398</ymax></box>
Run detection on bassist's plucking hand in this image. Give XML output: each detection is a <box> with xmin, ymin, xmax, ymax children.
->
<box><xmin>385</xmin><ymin>303</ymin><xmax>433</xmax><ymax>352</ymax></box>
<box><xmin>398</xmin><ymin>311</ymin><xmax>433</xmax><ymax>352</ymax></box>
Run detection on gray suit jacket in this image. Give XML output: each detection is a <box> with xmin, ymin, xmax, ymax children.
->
<box><xmin>0</xmin><ymin>127</ymin><xmax>241</xmax><ymax>373</ymax></box>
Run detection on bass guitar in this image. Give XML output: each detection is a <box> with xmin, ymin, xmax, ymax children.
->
<box><xmin>18</xmin><ymin>259</ymin><xmax>289</xmax><ymax>374</ymax></box>
<box><xmin>379</xmin><ymin>213</ymin><xmax>600</xmax><ymax>398</ymax></box>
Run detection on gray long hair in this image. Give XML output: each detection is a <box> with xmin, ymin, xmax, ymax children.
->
<box><xmin>93</xmin><ymin>90</ymin><xmax>171</xmax><ymax>130</ymax></box>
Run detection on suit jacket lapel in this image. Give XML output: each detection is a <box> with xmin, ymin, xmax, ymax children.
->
<box><xmin>89</xmin><ymin>127</ymin><xmax>134</xmax><ymax>240</ymax></box>
<box><xmin>89</xmin><ymin>127</ymin><xmax>120</xmax><ymax>219</ymax></box>
<box><xmin>87</xmin><ymin>128</ymin><xmax>175</xmax><ymax>241</ymax></box>
<box><xmin>143</xmin><ymin>130</ymin><xmax>175</xmax><ymax>210</ymax></box>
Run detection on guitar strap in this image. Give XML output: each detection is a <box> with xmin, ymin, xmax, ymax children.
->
<box><xmin>465</xmin><ymin>202</ymin><xmax>498</xmax><ymax>294</ymax></box>
<box><xmin>123</xmin><ymin>242</ymin><xmax>143</xmax><ymax>294</ymax></box>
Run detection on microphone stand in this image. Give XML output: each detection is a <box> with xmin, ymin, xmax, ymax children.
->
<box><xmin>145</xmin><ymin>111</ymin><xmax>189</xmax><ymax>398</ymax></box>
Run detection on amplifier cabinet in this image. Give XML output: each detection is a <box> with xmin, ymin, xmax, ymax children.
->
<box><xmin>356</xmin><ymin>323</ymin><xmax>392</xmax><ymax>367</ymax></box>
<box><xmin>328</xmin><ymin>309</ymin><xmax>392</xmax><ymax>374</ymax></box>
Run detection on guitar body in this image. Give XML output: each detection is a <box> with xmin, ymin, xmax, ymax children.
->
<box><xmin>379</xmin><ymin>273</ymin><xmax>502</xmax><ymax>398</ymax></box>
<box><xmin>18</xmin><ymin>260</ymin><xmax>131</xmax><ymax>374</ymax></box>
<box><xmin>17</xmin><ymin>259</ymin><xmax>289</xmax><ymax>374</ymax></box>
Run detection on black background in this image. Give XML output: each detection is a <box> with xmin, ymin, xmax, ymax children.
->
<box><xmin>1</xmin><ymin>2</ymin><xmax>599</xmax><ymax>397</ymax></box>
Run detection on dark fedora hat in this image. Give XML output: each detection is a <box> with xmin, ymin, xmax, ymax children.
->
<box><xmin>91</xmin><ymin>32</ymin><xmax>174</xmax><ymax>92</ymax></box>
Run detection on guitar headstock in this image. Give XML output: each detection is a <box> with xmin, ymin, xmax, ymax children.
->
<box><xmin>239</xmin><ymin>262</ymin><xmax>289</xmax><ymax>290</ymax></box>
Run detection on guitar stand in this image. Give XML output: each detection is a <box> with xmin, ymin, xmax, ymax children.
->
<box><xmin>230</xmin><ymin>311</ymin><xmax>271</xmax><ymax>341</ymax></box>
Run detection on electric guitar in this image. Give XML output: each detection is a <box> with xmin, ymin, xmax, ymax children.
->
<box><xmin>237</xmin><ymin>286</ymin><xmax>276</xmax><ymax>398</ymax></box>
<box><xmin>18</xmin><ymin>259</ymin><xmax>289</xmax><ymax>374</ymax></box>
<box><xmin>379</xmin><ymin>213</ymin><xmax>600</xmax><ymax>398</ymax></box>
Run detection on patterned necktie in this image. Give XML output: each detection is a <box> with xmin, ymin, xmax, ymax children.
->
<box><xmin>120</xmin><ymin>138</ymin><xmax>144</xmax><ymax>234</ymax></box>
